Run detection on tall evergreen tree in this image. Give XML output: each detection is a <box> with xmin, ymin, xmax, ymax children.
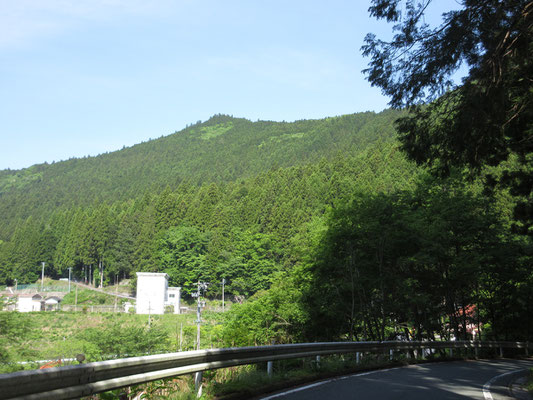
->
<box><xmin>363</xmin><ymin>0</ymin><xmax>533</xmax><ymax>234</ymax></box>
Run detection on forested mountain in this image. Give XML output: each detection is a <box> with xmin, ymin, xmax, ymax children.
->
<box><xmin>2</xmin><ymin>0</ymin><xmax>530</xmax><ymax>366</ymax></box>
<box><xmin>0</xmin><ymin>110</ymin><xmax>400</xmax><ymax>239</ymax></box>
<box><xmin>0</xmin><ymin>106</ymin><xmax>530</xmax><ymax>345</ymax></box>
<box><xmin>0</xmin><ymin>110</ymin><xmax>416</xmax><ymax>292</ymax></box>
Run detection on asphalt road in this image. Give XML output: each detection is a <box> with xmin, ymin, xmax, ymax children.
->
<box><xmin>260</xmin><ymin>359</ymin><xmax>533</xmax><ymax>400</ymax></box>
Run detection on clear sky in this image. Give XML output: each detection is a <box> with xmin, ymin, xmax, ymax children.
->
<box><xmin>0</xmin><ymin>0</ymin><xmax>460</xmax><ymax>170</ymax></box>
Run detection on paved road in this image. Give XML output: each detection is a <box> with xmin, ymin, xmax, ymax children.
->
<box><xmin>261</xmin><ymin>359</ymin><xmax>533</xmax><ymax>400</ymax></box>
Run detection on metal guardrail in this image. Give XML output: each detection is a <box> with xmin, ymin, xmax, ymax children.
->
<box><xmin>0</xmin><ymin>340</ymin><xmax>530</xmax><ymax>400</ymax></box>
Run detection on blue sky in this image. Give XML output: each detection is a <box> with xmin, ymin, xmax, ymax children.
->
<box><xmin>0</xmin><ymin>0</ymin><xmax>461</xmax><ymax>170</ymax></box>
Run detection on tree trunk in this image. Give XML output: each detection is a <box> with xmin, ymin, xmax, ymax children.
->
<box><xmin>99</xmin><ymin>259</ymin><xmax>103</xmax><ymax>288</ymax></box>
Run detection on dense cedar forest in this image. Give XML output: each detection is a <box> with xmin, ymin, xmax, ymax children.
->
<box><xmin>1</xmin><ymin>109</ymin><xmax>531</xmax><ymax>346</ymax></box>
<box><xmin>1</xmin><ymin>0</ymin><xmax>532</xmax><ymax>351</ymax></box>
<box><xmin>0</xmin><ymin>110</ymin><xmax>410</xmax><ymax>293</ymax></box>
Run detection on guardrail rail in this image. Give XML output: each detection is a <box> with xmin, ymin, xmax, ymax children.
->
<box><xmin>0</xmin><ymin>340</ymin><xmax>530</xmax><ymax>400</ymax></box>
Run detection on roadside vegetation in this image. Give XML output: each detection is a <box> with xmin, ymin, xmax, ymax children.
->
<box><xmin>103</xmin><ymin>349</ymin><xmax>495</xmax><ymax>400</ymax></box>
<box><xmin>0</xmin><ymin>0</ymin><xmax>531</xmax><ymax>399</ymax></box>
<box><xmin>0</xmin><ymin>309</ymin><xmax>223</xmax><ymax>374</ymax></box>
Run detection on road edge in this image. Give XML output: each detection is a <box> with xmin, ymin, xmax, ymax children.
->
<box><xmin>483</xmin><ymin>368</ymin><xmax>530</xmax><ymax>400</ymax></box>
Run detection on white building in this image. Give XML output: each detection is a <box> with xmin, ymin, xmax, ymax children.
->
<box><xmin>136</xmin><ymin>272</ymin><xmax>181</xmax><ymax>315</ymax></box>
<box><xmin>167</xmin><ymin>286</ymin><xmax>181</xmax><ymax>314</ymax></box>
<box><xmin>17</xmin><ymin>294</ymin><xmax>43</xmax><ymax>312</ymax></box>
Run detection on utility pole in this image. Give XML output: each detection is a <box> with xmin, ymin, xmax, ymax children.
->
<box><xmin>192</xmin><ymin>281</ymin><xmax>208</xmax><ymax>398</ymax></box>
<box><xmin>68</xmin><ymin>267</ymin><xmax>72</xmax><ymax>293</ymax></box>
<box><xmin>114</xmin><ymin>274</ymin><xmax>118</xmax><ymax>312</ymax></box>
<box><xmin>148</xmin><ymin>300</ymin><xmax>151</xmax><ymax>328</ymax></box>
<box><xmin>222</xmin><ymin>278</ymin><xmax>225</xmax><ymax>312</ymax></box>
<box><xmin>41</xmin><ymin>262</ymin><xmax>45</xmax><ymax>292</ymax></box>
<box><xmin>192</xmin><ymin>281</ymin><xmax>208</xmax><ymax>350</ymax></box>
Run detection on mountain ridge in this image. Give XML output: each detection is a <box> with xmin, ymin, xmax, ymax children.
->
<box><xmin>0</xmin><ymin>110</ymin><xmax>402</xmax><ymax>239</ymax></box>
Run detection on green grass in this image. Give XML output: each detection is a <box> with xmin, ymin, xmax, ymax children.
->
<box><xmin>14</xmin><ymin>278</ymin><xmax>70</xmax><ymax>292</ymax></box>
<box><xmin>0</xmin><ymin>309</ymin><xmax>224</xmax><ymax>373</ymax></box>
<box><xmin>61</xmin><ymin>287</ymin><xmax>127</xmax><ymax>306</ymax></box>
<box><xmin>196</xmin><ymin>123</ymin><xmax>234</xmax><ymax>140</ymax></box>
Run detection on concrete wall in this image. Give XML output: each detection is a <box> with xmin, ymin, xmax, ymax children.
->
<box><xmin>136</xmin><ymin>273</ymin><xmax>168</xmax><ymax>315</ymax></box>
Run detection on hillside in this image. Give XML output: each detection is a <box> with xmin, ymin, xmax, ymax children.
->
<box><xmin>0</xmin><ymin>110</ymin><xmax>401</xmax><ymax>239</ymax></box>
<box><xmin>0</xmin><ymin>109</ymin><xmax>424</xmax><ymax>297</ymax></box>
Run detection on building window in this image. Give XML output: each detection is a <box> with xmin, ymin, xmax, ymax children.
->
<box><xmin>169</xmin><ymin>294</ymin><xmax>175</xmax><ymax>298</ymax></box>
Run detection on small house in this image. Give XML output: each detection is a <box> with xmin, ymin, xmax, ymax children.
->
<box><xmin>17</xmin><ymin>294</ymin><xmax>43</xmax><ymax>312</ymax></box>
<box><xmin>44</xmin><ymin>296</ymin><xmax>61</xmax><ymax>311</ymax></box>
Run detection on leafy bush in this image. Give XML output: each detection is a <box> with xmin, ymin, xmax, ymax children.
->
<box><xmin>78</xmin><ymin>321</ymin><xmax>170</xmax><ymax>360</ymax></box>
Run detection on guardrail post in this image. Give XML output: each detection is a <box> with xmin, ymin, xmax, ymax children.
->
<box><xmin>356</xmin><ymin>352</ymin><xmax>360</xmax><ymax>364</ymax></box>
<box><xmin>389</xmin><ymin>349</ymin><xmax>393</xmax><ymax>361</ymax></box>
<box><xmin>405</xmin><ymin>350</ymin><xmax>410</xmax><ymax>359</ymax></box>
<box><xmin>474</xmin><ymin>345</ymin><xmax>479</xmax><ymax>358</ymax></box>
<box><xmin>194</xmin><ymin>371</ymin><xmax>203</xmax><ymax>398</ymax></box>
<box><xmin>316</xmin><ymin>355</ymin><xmax>321</xmax><ymax>369</ymax></box>
<box><xmin>499</xmin><ymin>346</ymin><xmax>503</xmax><ymax>358</ymax></box>
<box><xmin>450</xmin><ymin>348</ymin><xmax>453</xmax><ymax>358</ymax></box>
<box><xmin>267</xmin><ymin>360</ymin><xmax>273</xmax><ymax>377</ymax></box>
<box><xmin>526</xmin><ymin>343</ymin><xmax>529</xmax><ymax>356</ymax></box>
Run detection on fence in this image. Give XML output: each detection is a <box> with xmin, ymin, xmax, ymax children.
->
<box><xmin>0</xmin><ymin>340</ymin><xmax>530</xmax><ymax>400</ymax></box>
<box><xmin>59</xmin><ymin>304</ymin><xmax>126</xmax><ymax>313</ymax></box>
<box><xmin>9</xmin><ymin>284</ymin><xmax>69</xmax><ymax>293</ymax></box>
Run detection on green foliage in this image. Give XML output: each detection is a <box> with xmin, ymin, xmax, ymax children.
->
<box><xmin>0</xmin><ymin>311</ymin><xmax>35</xmax><ymax>371</ymax></box>
<box><xmin>60</xmin><ymin>287</ymin><xmax>126</xmax><ymax>305</ymax></box>
<box><xmin>196</xmin><ymin>122</ymin><xmax>234</xmax><ymax>140</ymax></box>
<box><xmin>0</xmin><ymin>111</ymin><xmax>401</xmax><ymax>241</ymax></box>
<box><xmin>0</xmin><ymin>106</ymin><xmax>530</xmax><ymax>355</ymax></box>
<box><xmin>0</xmin><ymin>112</ymin><xmax>413</xmax><ymax>290</ymax></box>
<box><xmin>0</xmin><ymin>116</ymin><xmax>419</xmax><ymax>299</ymax></box>
<box><xmin>0</xmin><ymin>311</ymin><xmax>221</xmax><ymax>369</ymax></box>
<box><xmin>78</xmin><ymin>321</ymin><xmax>170</xmax><ymax>360</ymax></box>
<box><xmin>158</xmin><ymin>226</ymin><xmax>209</xmax><ymax>294</ymax></box>
<box><xmin>363</xmin><ymin>0</ymin><xmax>533</xmax><ymax>234</ymax></box>
<box><xmin>221</xmin><ymin>274</ymin><xmax>307</xmax><ymax>346</ymax></box>
<box><xmin>213</xmin><ymin>230</ymin><xmax>282</xmax><ymax>298</ymax></box>
<box><xmin>302</xmin><ymin>175</ymin><xmax>530</xmax><ymax>342</ymax></box>
<box><xmin>304</xmin><ymin>191</ymin><xmax>416</xmax><ymax>341</ymax></box>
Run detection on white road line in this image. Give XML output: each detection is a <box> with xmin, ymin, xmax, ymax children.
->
<box><xmin>261</xmin><ymin>361</ymin><xmax>530</xmax><ymax>400</ymax></box>
<box><xmin>482</xmin><ymin>368</ymin><xmax>526</xmax><ymax>400</ymax></box>
<box><xmin>260</xmin><ymin>367</ymin><xmax>403</xmax><ymax>399</ymax></box>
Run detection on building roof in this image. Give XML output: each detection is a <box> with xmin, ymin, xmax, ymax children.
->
<box><xmin>136</xmin><ymin>272</ymin><xmax>169</xmax><ymax>278</ymax></box>
<box><xmin>18</xmin><ymin>293</ymin><xmax>43</xmax><ymax>299</ymax></box>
